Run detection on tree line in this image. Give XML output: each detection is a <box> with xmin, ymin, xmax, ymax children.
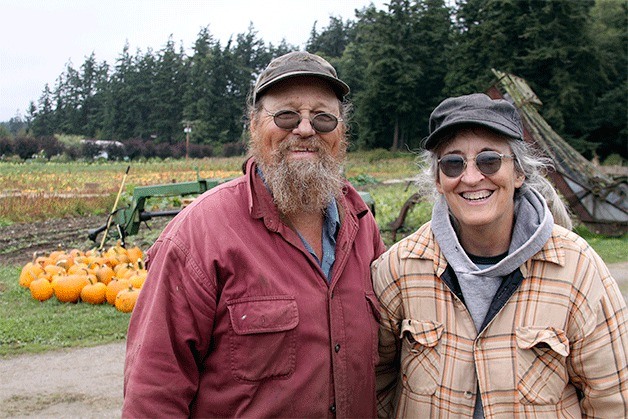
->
<box><xmin>1</xmin><ymin>0</ymin><xmax>625</xmax><ymax>162</ymax></box>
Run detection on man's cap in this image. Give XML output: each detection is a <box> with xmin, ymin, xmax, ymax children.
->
<box><xmin>252</xmin><ymin>51</ymin><xmax>350</xmax><ymax>104</ymax></box>
<box><xmin>424</xmin><ymin>93</ymin><xmax>523</xmax><ymax>150</ymax></box>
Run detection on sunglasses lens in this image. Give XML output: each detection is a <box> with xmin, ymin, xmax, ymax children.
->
<box><xmin>271</xmin><ymin>110</ymin><xmax>338</xmax><ymax>133</ymax></box>
<box><xmin>476</xmin><ymin>151</ymin><xmax>502</xmax><ymax>175</ymax></box>
<box><xmin>311</xmin><ymin>113</ymin><xmax>338</xmax><ymax>133</ymax></box>
<box><xmin>439</xmin><ymin>155</ymin><xmax>465</xmax><ymax>177</ymax></box>
<box><xmin>273</xmin><ymin>110</ymin><xmax>301</xmax><ymax>130</ymax></box>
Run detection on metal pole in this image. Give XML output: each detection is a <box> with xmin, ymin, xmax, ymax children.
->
<box><xmin>99</xmin><ymin>165</ymin><xmax>130</xmax><ymax>250</ymax></box>
<box><xmin>186</xmin><ymin>128</ymin><xmax>190</xmax><ymax>160</ymax></box>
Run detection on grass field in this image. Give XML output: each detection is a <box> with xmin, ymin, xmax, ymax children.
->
<box><xmin>0</xmin><ymin>151</ymin><xmax>625</xmax><ymax>357</ymax></box>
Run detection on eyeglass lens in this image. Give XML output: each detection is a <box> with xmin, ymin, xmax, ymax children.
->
<box><xmin>438</xmin><ymin>151</ymin><xmax>509</xmax><ymax>178</ymax></box>
<box><xmin>272</xmin><ymin>110</ymin><xmax>339</xmax><ymax>133</ymax></box>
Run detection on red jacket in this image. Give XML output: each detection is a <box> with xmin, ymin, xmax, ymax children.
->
<box><xmin>123</xmin><ymin>158</ymin><xmax>385</xmax><ymax>418</ymax></box>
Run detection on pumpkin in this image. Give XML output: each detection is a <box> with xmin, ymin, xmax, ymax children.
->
<box><xmin>19</xmin><ymin>261</ymin><xmax>44</xmax><ymax>288</ymax></box>
<box><xmin>43</xmin><ymin>264</ymin><xmax>66</xmax><ymax>278</ymax></box>
<box><xmin>80</xmin><ymin>279</ymin><xmax>107</xmax><ymax>304</ymax></box>
<box><xmin>53</xmin><ymin>274</ymin><xmax>88</xmax><ymax>303</ymax></box>
<box><xmin>95</xmin><ymin>264</ymin><xmax>115</xmax><ymax>285</ymax></box>
<box><xmin>129</xmin><ymin>270</ymin><xmax>147</xmax><ymax>289</ymax></box>
<box><xmin>106</xmin><ymin>277</ymin><xmax>131</xmax><ymax>305</ymax></box>
<box><xmin>114</xmin><ymin>263</ymin><xmax>136</xmax><ymax>279</ymax></box>
<box><xmin>115</xmin><ymin>286</ymin><xmax>140</xmax><ymax>313</ymax></box>
<box><xmin>29</xmin><ymin>277</ymin><xmax>54</xmax><ymax>302</ymax></box>
<box><xmin>126</xmin><ymin>246</ymin><xmax>143</xmax><ymax>265</ymax></box>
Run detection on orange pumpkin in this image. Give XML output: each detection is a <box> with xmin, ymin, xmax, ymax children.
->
<box><xmin>29</xmin><ymin>277</ymin><xmax>54</xmax><ymax>302</ymax></box>
<box><xmin>19</xmin><ymin>261</ymin><xmax>44</xmax><ymax>288</ymax></box>
<box><xmin>80</xmin><ymin>279</ymin><xmax>107</xmax><ymax>304</ymax></box>
<box><xmin>95</xmin><ymin>264</ymin><xmax>115</xmax><ymax>285</ymax></box>
<box><xmin>106</xmin><ymin>277</ymin><xmax>131</xmax><ymax>305</ymax></box>
<box><xmin>115</xmin><ymin>286</ymin><xmax>140</xmax><ymax>313</ymax></box>
<box><xmin>53</xmin><ymin>274</ymin><xmax>87</xmax><ymax>303</ymax></box>
<box><xmin>129</xmin><ymin>270</ymin><xmax>147</xmax><ymax>289</ymax></box>
<box><xmin>126</xmin><ymin>246</ymin><xmax>143</xmax><ymax>265</ymax></box>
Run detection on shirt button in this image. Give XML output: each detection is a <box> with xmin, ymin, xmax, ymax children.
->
<box><xmin>334</xmin><ymin>344</ymin><xmax>341</xmax><ymax>353</ymax></box>
<box><xmin>330</xmin><ymin>404</ymin><xmax>336</xmax><ymax>413</ymax></box>
<box><xmin>464</xmin><ymin>390</ymin><xmax>474</xmax><ymax>399</ymax></box>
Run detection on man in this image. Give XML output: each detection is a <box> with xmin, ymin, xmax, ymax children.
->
<box><xmin>122</xmin><ymin>51</ymin><xmax>386</xmax><ymax>418</ymax></box>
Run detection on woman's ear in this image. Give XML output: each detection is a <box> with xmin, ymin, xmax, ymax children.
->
<box><xmin>436</xmin><ymin>174</ymin><xmax>444</xmax><ymax>194</ymax></box>
<box><xmin>515</xmin><ymin>173</ymin><xmax>525</xmax><ymax>189</ymax></box>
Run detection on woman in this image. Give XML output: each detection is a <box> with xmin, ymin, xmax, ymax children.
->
<box><xmin>372</xmin><ymin>93</ymin><xmax>627</xmax><ymax>418</ymax></box>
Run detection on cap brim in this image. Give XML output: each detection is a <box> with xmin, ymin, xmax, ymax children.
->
<box><xmin>254</xmin><ymin>71</ymin><xmax>350</xmax><ymax>103</ymax></box>
<box><xmin>424</xmin><ymin>120</ymin><xmax>522</xmax><ymax>150</ymax></box>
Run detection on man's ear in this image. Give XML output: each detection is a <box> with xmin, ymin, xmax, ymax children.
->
<box><xmin>249</xmin><ymin>112</ymin><xmax>257</xmax><ymax>135</ymax></box>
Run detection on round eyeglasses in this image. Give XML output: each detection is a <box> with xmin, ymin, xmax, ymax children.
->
<box><xmin>265</xmin><ymin>109</ymin><xmax>342</xmax><ymax>133</ymax></box>
<box><xmin>438</xmin><ymin>151</ymin><xmax>515</xmax><ymax>178</ymax></box>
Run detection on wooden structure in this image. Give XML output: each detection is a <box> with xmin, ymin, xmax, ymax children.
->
<box><xmin>486</xmin><ymin>70</ymin><xmax>627</xmax><ymax>236</ymax></box>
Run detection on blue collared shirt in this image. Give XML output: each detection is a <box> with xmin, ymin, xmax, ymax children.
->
<box><xmin>297</xmin><ymin>198</ymin><xmax>340</xmax><ymax>281</ymax></box>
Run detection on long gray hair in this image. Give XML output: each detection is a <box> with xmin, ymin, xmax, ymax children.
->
<box><xmin>417</xmin><ymin>135</ymin><xmax>573</xmax><ymax>230</ymax></box>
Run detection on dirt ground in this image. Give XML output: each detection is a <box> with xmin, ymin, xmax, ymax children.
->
<box><xmin>0</xmin><ymin>216</ymin><xmax>626</xmax><ymax>418</ymax></box>
<box><xmin>0</xmin><ymin>215</ymin><xmax>169</xmax><ymax>267</ymax></box>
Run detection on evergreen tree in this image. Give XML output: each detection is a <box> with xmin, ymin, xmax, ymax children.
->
<box><xmin>344</xmin><ymin>0</ymin><xmax>451</xmax><ymax>150</ymax></box>
<box><xmin>586</xmin><ymin>0</ymin><xmax>627</xmax><ymax>160</ymax></box>
<box><xmin>31</xmin><ymin>85</ymin><xmax>55</xmax><ymax>137</ymax></box>
<box><xmin>307</xmin><ymin>16</ymin><xmax>355</xmax><ymax>59</ymax></box>
<box><xmin>149</xmin><ymin>37</ymin><xmax>188</xmax><ymax>142</ymax></box>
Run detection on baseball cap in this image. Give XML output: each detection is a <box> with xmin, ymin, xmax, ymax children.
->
<box><xmin>252</xmin><ymin>51</ymin><xmax>350</xmax><ymax>105</ymax></box>
<box><xmin>424</xmin><ymin>93</ymin><xmax>523</xmax><ymax>150</ymax></box>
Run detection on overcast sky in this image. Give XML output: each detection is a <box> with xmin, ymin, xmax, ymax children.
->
<box><xmin>0</xmin><ymin>0</ymin><xmax>386</xmax><ymax>122</ymax></box>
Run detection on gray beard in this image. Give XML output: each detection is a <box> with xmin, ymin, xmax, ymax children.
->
<box><xmin>251</xmin><ymin>138</ymin><xmax>346</xmax><ymax>216</ymax></box>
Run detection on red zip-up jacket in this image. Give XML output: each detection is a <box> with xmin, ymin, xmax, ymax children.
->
<box><xmin>123</xmin><ymin>158</ymin><xmax>385</xmax><ymax>418</ymax></box>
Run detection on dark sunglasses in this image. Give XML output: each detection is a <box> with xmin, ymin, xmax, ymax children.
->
<box><xmin>438</xmin><ymin>151</ymin><xmax>515</xmax><ymax>178</ymax></box>
<box><xmin>266</xmin><ymin>109</ymin><xmax>342</xmax><ymax>133</ymax></box>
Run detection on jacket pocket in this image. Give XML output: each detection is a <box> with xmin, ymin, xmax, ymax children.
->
<box><xmin>515</xmin><ymin>326</ymin><xmax>569</xmax><ymax>405</ymax></box>
<box><xmin>227</xmin><ymin>295</ymin><xmax>299</xmax><ymax>382</ymax></box>
<box><xmin>399</xmin><ymin>319</ymin><xmax>444</xmax><ymax>395</ymax></box>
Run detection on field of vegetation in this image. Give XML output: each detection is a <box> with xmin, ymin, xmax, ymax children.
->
<box><xmin>0</xmin><ymin>150</ymin><xmax>626</xmax><ymax>357</ymax></box>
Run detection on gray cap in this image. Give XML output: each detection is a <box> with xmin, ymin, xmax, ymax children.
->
<box><xmin>424</xmin><ymin>93</ymin><xmax>523</xmax><ymax>150</ymax></box>
<box><xmin>252</xmin><ymin>51</ymin><xmax>350</xmax><ymax>105</ymax></box>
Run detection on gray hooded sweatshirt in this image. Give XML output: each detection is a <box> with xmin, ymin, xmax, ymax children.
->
<box><xmin>430</xmin><ymin>186</ymin><xmax>554</xmax><ymax>418</ymax></box>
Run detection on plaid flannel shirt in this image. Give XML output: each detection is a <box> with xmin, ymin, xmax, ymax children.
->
<box><xmin>372</xmin><ymin>222</ymin><xmax>628</xmax><ymax>418</ymax></box>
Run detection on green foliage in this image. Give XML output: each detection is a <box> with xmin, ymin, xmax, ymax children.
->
<box><xmin>349</xmin><ymin>173</ymin><xmax>378</xmax><ymax>186</ymax></box>
<box><xmin>603</xmin><ymin>154</ymin><xmax>625</xmax><ymax>166</ymax></box>
<box><xmin>0</xmin><ymin>266</ymin><xmax>130</xmax><ymax>357</ymax></box>
<box><xmin>573</xmin><ymin>224</ymin><xmax>628</xmax><ymax>264</ymax></box>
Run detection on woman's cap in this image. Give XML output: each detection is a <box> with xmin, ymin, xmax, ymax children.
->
<box><xmin>424</xmin><ymin>93</ymin><xmax>523</xmax><ymax>150</ymax></box>
<box><xmin>252</xmin><ymin>51</ymin><xmax>350</xmax><ymax>105</ymax></box>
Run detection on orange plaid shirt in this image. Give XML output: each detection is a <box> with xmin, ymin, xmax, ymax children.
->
<box><xmin>372</xmin><ymin>222</ymin><xmax>628</xmax><ymax>418</ymax></box>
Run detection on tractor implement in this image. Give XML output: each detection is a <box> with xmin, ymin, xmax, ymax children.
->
<box><xmin>88</xmin><ymin>178</ymin><xmax>225</xmax><ymax>246</ymax></box>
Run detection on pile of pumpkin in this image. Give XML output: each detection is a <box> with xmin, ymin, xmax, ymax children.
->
<box><xmin>18</xmin><ymin>244</ymin><xmax>147</xmax><ymax>313</ymax></box>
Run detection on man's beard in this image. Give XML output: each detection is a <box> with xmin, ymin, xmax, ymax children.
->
<box><xmin>250</xmin><ymin>136</ymin><xmax>347</xmax><ymax>216</ymax></box>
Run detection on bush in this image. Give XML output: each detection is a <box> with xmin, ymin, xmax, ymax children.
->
<box><xmin>188</xmin><ymin>143</ymin><xmax>213</xmax><ymax>158</ymax></box>
<box><xmin>603</xmin><ymin>154</ymin><xmax>625</xmax><ymax>166</ymax></box>
<box><xmin>39</xmin><ymin>136</ymin><xmax>65</xmax><ymax>159</ymax></box>
<box><xmin>222</xmin><ymin>141</ymin><xmax>246</xmax><ymax>157</ymax></box>
<box><xmin>13</xmin><ymin>136</ymin><xmax>39</xmax><ymax>159</ymax></box>
<box><xmin>0</xmin><ymin>136</ymin><xmax>13</xmax><ymax>155</ymax></box>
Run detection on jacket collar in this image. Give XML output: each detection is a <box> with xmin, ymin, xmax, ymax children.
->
<box><xmin>399</xmin><ymin>221</ymin><xmax>565</xmax><ymax>279</ymax></box>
